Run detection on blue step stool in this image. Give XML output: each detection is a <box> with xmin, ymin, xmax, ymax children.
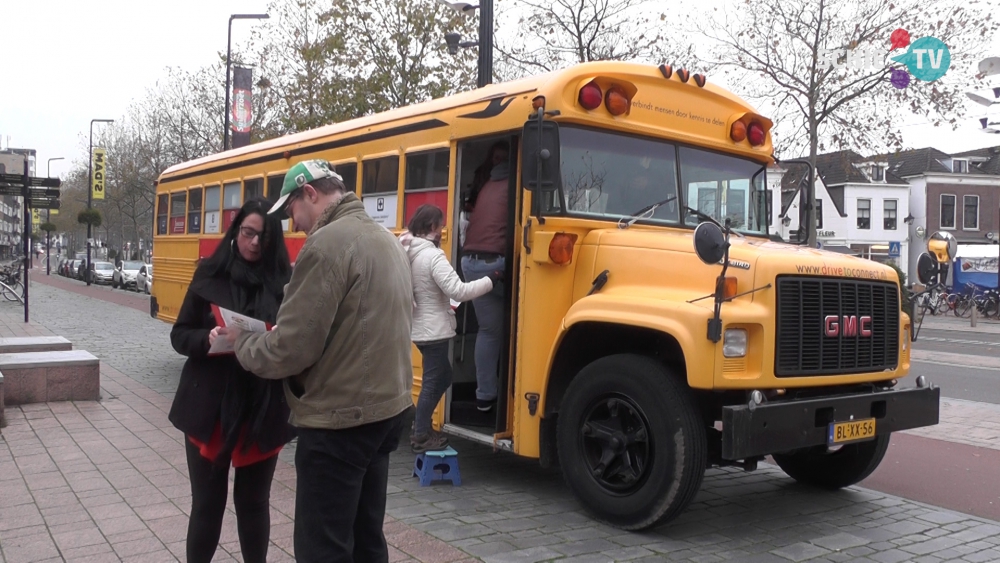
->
<box><xmin>412</xmin><ymin>446</ymin><xmax>461</xmax><ymax>486</ymax></box>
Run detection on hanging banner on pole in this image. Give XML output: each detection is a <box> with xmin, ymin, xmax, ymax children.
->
<box><xmin>31</xmin><ymin>209</ymin><xmax>40</xmax><ymax>227</ymax></box>
<box><xmin>92</xmin><ymin>148</ymin><xmax>107</xmax><ymax>200</ymax></box>
<box><xmin>231</xmin><ymin>66</ymin><xmax>253</xmax><ymax>149</ymax></box>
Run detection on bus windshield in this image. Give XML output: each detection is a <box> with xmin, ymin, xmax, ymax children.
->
<box><xmin>554</xmin><ymin>126</ymin><xmax>768</xmax><ymax>235</ymax></box>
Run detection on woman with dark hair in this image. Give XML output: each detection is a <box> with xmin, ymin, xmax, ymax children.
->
<box><xmin>400</xmin><ymin>204</ymin><xmax>501</xmax><ymax>452</ymax></box>
<box><xmin>168</xmin><ymin>197</ymin><xmax>295</xmax><ymax>563</ymax></box>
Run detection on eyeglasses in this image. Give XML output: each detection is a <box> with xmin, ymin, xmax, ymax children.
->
<box><xmin>239</xmin><ymin>226</ymin><xmax>263</xmax><ymax>241</ymax></box>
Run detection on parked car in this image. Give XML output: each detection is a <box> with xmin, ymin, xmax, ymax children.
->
<box><xmin>62</xmin><ymin>259</ymin><xmax>76</xmax><ymax>277</ymax></box>
<box><xmin>113</xmin><ymin>260</ymin><xmax>144</xmax><ymax>290</ymax></box>
<box><xmin>136</xmin><ymin>264</ymin><xmax>153</xmax><ymax>294</ymax></box>
<box><xmin>90</xmin><ymin>261</ymin><xmax>115</xmax><ymax>285</ymax></box>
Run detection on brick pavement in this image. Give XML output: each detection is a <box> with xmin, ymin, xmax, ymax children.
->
<box><xmin>2</xmin><ymin>280</ymin><xmax>1000</xmax><ymax>562</ymax></box>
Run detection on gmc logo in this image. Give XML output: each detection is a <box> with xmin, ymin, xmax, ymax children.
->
<box><xmin>824</xmin><ymin>315</ymin><xmax>873</xmax><ymax>337</ymax></box>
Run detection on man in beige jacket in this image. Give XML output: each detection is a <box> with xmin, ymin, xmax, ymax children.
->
<box><xmin>223</xmin><ymin>159</ymin><xmax>413</xmax><ymax>563</ymax></box>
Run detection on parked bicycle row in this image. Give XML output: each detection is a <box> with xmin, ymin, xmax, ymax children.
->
<box><xmin>912</xmin><ymin>281</ymin><xmax>1000</xmax><ymax>319</ymax></box>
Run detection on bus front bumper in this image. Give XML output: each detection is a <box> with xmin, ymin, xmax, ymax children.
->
<box><xmin>721</xmin><ymin>384</ymin><xmax>940</xmax><ymax>460</ymax></box>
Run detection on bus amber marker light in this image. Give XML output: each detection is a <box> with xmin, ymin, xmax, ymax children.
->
<box><xmin>578</xmin><ymin>82</ymin><xmax>603</xmax><ymax>110</ymax></box>
<box><xmin>548</xmin><ymin>233</ymin><xmax>578</xmax><ymax>265</ymax></box>
<box><xmin>605</xmin><ymin>86</ymin><xmax>630</xmax><ymax>116</ymax></box>
<box><xmin>722</xmin><ymin>276</ymin><xmax>738</xmax><ymax>299</ymax></box>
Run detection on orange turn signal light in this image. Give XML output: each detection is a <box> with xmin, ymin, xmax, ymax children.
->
<box><xmin>730</xmin><ymin>121</ymin><xmax>747</xmax><ymax>143</ymax></box>
<box><xmin>605</xmin><ymin>86</ymin><xmax>630</xmax><ymax>116</ymax></box>
<box><xmin>548</xmin><ymin>233</ymin><xmax>578</xmax><ymax>265</ymax></box>
<box><xmin>722</xmin><ymin>276</ymin><xmax>738</xmax><ymax>299</ymax></box>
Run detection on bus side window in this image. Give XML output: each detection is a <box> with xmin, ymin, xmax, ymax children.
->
<box><xmin>244</xmin><ymin>178</ymin><xmax>263</xmax><ymax>201</ymax></box>
<box><xmin>403</xmin><ymin>149</ymin><xmax>449</xmax><ymax>227</ymax></box>
<box><xmin>156</xmin><ymin>194</ymin><xmax>168</xmax><ymax>235</ymax></box>
<box><xmin>187</xmin><ymin>188</ymin><xmax>203</xmax><ymax>234</ymax></box>
<box><xmin>266</xmin><ymin>175</ymin><xmax>290</xmax><ymax>231</ymax></box>
<box><xmin>362</xmin><ymin>156</ymin><xmax>400</xmax><ymax>229</ymax></box>
<box><xmin>169</xmin><ymin>192</ymin><xmax>187</xmax><ymax>234</ymax></box>
<box><xmin>204</xmin><ymin>186</ymin><xmax>221</xmax><ymax>234</ymax></box>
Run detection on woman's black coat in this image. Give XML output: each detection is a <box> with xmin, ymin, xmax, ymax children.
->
<box><xmin>168</xmin><ymin>271</ymin><xmax>295</xmax><ymax>453</ymax></box>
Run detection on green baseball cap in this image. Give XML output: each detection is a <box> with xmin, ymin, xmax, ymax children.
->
<box><xmin>268</xmin><ymin>159</ymin><xmax>344</xmax><ymax>215</ymax></box>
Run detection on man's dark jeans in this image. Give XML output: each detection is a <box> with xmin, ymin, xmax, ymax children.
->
<box><xmin>293</xmin><ymin>411</ymin><xmax>408</xmax><ymax>563</ymax></box>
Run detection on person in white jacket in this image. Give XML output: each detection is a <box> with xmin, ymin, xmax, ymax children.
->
<box><xmin>400</xmin><ymin>205</ymin><xmax>501</xmax><ymax>452</ymax></box>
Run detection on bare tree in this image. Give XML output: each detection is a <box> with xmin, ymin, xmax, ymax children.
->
<box><xmin>699</xmin><ymin>0</ymin><xmax>997</xmax><ymax>246</ymax></box>
<box><xmin>494</xmin><ymin>0</ymin><xmax>691</xmax><ymax>80</ymax></box>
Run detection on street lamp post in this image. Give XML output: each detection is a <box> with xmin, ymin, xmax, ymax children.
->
<box><xmin>45</xmin><ymin>157</ymin><xmax>64</xmax><ymax>276</ymax></box>
<box><xmin>439</xmin><ymin>0</ymin><xmax>494</xmax><ymax>87</ymax></box>
<box><xmin>223</xmin><ymin>13</ymin><xmax>270</xmax><ymax>152</ymax></box>
<box><xmin>88</xmin><ymin>119</ymin><xmax>113</xmax><ymax>286</ymax></box>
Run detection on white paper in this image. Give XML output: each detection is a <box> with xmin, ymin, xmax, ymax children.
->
<box><xmin>208</xmin><ymin>306</ymin><xmax>269</xmax><ymax>355</ymax></box>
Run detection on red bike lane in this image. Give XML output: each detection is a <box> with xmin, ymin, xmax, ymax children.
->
<box><xmin>28</xmin><ymin>269</ymin><xmax>150</xmax><ymax>315</ymax></box>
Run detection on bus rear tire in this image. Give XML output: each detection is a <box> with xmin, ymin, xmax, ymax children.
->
<box><xmin>556</xmin><ymin>354</ymin><xmax>706</xmax><ymax>530</ymax></box>
<box><xmin>772</xmin><ymin>434</ymin><xmax>890</xmax><ymax>490</ymax></box>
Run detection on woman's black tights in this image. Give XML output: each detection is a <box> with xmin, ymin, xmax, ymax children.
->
<box><xmin>185</xmin><ymin>439</ymin><xmax>278</xmax><ymax>563</ymax></box>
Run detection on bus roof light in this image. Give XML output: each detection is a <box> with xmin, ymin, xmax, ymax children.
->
<box><xmin>730</xmin><ymin>121</ymin><xmax>747</xmax><ymax>143</ymax></box>
<box><xmin>677</xmin><ymin>69</ymin><xmax>690</xmax><ymax>83</ymax></box>
<box><xmin>578</xmin><ymin>82</ymin><xmax>603</xmax><ymax>110</ymax></box>
<box><xmin>693</xmin><ymin>74</ymin><xmax>706</xmax><ymax>87</ymax></box>
<box><xmin>549</xmin><ymin>233</ymin><xmax>578</xmax><ymax>265</ymax></box>
<box><xmin>605</xmin><ymin>86</ymin><xmax>630</xmax><ymax>116</ymax></box>
<box><xmin>747</xmin><ymin>121</ymin><xmax>766</xmax><ymax>146</ymax></box>
<box><xmin>658</xmin><ymin>64</ymin><xmax>673</xmax><ymax>79</ymax></box>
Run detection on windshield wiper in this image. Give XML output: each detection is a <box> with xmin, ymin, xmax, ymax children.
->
<box><xmin>618</xmin><ymin>196</ymin><xmax>678</xmax><ymax>229</ymax></box>
<box><xmin>684</xmin><ymin>207</ymin><xmax>745</xmax><ymax>238</ymax></box>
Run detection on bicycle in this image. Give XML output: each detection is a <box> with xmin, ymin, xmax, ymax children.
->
<box><xmin>0</xmin><ymin>262</ymin><xmax>24</xmax><ymax>303</ymax></box>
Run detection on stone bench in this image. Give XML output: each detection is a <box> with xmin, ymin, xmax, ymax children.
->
<box><xmin>0</xmin><ymin>336</ymin><xmax>73</xmax><ymax>354</ymax></box>
<box><xmin>0</xmin><ymin>350</ymin><xmax>100</xmax><ymax>406</ymax></box>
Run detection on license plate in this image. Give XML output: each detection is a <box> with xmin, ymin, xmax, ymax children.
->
<box><xmin>827</xmin><ymin>418</ymin><xmax>876</xmax><ymax>445</ymax></box>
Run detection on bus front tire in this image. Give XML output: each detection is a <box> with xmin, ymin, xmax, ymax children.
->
<box><xmin>556</xmin><ymin>354</ymin><xmax>706</xmax><ymax>530</ymax></box>
<box><xmin>771</xmin><ymin>434</ymin><xmax>890</xmax><ymax>490</ymax></box>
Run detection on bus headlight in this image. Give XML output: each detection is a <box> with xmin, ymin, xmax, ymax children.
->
<box><xmin>723</xmin><ymin>328</ymin><xmax>748</xmax><ymax>358</ymax></box>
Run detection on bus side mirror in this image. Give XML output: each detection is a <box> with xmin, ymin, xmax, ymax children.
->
<box><xmin>915</xmin><ymin>253</ymin><xmax>939</xmax><ymax>286</ymax></box>
<box><xmin>521</xmin><ymin>116</ymin><xmax>560</xmax><ymax>192</ymax></box>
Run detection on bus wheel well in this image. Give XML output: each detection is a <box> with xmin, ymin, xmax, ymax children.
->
<box><xmin>545</xmin><ymin>323</ymin><xmax>687</xmax><ymax>418</ymax></box>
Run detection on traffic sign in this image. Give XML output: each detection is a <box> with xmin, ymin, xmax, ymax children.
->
<box><xmin>0</xmin><ymin>174</ymin><xmax>60</xmax><ymax>188</ymax></box>
<box><xmin>27</xmin><ymin>200</ymin><xmax>60</xmax><ymax>210</ymax></box>
<box><xmin>0</xmin><ymin>187</ymin><xmax>61</xmax><ymax>198</ymax></box>
<box><xmin>889</xmin><ymin>241</ymin><xmax>901</xmax><ymax>258</ymax></box>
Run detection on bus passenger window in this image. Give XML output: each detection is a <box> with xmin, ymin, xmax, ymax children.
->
<box><xmin>404</xmin><ymin>150</ymin><xmax>449</xmax><ymax>227</ymax></box>
<box><xmin>169</xmin><ymin>193</ymin><xmax>187</xmax><ymax>234</ymax></box>
<box><xmin>335</xmin><ymin>162</ymin><xmax>358</xmax><ymax>195</ymax></box>
<box><xmin>267</xmin><ymin>175</ymin><xmax>283</xmax><ymax>202</ymax></box>
<box><xmin>244</xmin><ymin>178</ymin><xmax>263</xmax><ymax>201</ymax></box>
<box><xmin>222</xmin><ymin>182</ymin><xmax>241</xmax><ymax>231</ymax></box>
<box><xmin>188</xmin><ymin>188</ymin><xmax>203</xmax><ymax>234</ymax></box>
<box><xmin>204</xmin><ymin>185</ymin><xmax>221</xmax><ymax>234</ymax></box>
<box><xmin>156</xmin><ymin>194</ymin><xmax>168</xmax><ymax>235</ymax></box>
<box><xmin>362</xmin><ymin>156</ymin><xmax>400</xmax><ymax>229</ymax></box>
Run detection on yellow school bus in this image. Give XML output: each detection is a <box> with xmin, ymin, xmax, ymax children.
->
<box><xmin>152</xmin><ymin>61</ymin><xmax>939</xmax><ymax>530</ymax></box>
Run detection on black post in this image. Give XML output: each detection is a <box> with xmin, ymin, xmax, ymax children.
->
<box><xmin>224</xmin><ymin>16</ymin><xmax>233</xmax><ymax>152</ymax></box>
<box><xmin>476</xmin><ymin>0</ymin><xmax>493</xmax><ymax>88</ymax></box>
<box><xmin>45</xmin><ymin>210</ymin><xmax>50</xmax><ymax>276</ymax></box>
<box><xmin>21</xmin><ymin>157</ymin><xmax>29</xmax><ymax>323</ymax></box>
<box><xmin>87</xmin><ymin>124</ymin><xmax>93</xmax><ymax>286</ymax></box>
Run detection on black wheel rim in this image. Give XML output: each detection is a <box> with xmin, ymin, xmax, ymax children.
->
<box><xmin>579</xmin><ymin>394</ymin><xmax>653</xmax><ymax>494</ymax></box>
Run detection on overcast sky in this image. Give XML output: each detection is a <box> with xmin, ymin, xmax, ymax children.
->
<box><xmin>2</xmin><ymin>0</ymin><xmax>999</xmax><ymax>181</ymax></box>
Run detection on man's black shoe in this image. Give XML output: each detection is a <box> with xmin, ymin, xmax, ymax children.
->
<box><xmin>477</xmin><ymin>399</ymin><xmax>495</xmax><ymax>412</ymax></box>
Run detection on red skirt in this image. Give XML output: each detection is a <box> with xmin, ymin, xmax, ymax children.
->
<box><xmin>188</xmin><ymin>423</ymin><xmax>281</xmax><ymax>467</ymax></box>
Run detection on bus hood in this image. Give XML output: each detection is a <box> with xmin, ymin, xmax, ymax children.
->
<box><xmin>585</xmin><ymin>229</ymin><xmax>898</xmax><ymax>306</ymax></box>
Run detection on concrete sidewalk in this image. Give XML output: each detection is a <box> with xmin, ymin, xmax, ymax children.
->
<box><xmin>3</xmin><ymin>280</ymin><xmax>1000</xmax><ymax>562</ymax></box>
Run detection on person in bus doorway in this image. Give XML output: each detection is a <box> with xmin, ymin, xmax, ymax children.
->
<box><xmin>461</xmin><ymin>147</ymin><xmax>510</xmax><ymax>412</ymax></box>
<box><xmin>461</xmin><ymin>141</ymin><xmax>510</xmax><ymax>247</ymax></box>
<box><xmin>400</xmin><ymin>204</ymin><xmax>501</xmax><ymax>453</ymax></box>
<box><xmin>168</xmin><ymin>198</ymin><xmax>295</xmax><ymax>563</ymax></box>
<box><xmin>221</xmin><ymin>159</ymin><xmax>414</xmax><ymax>563</ymax></box>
